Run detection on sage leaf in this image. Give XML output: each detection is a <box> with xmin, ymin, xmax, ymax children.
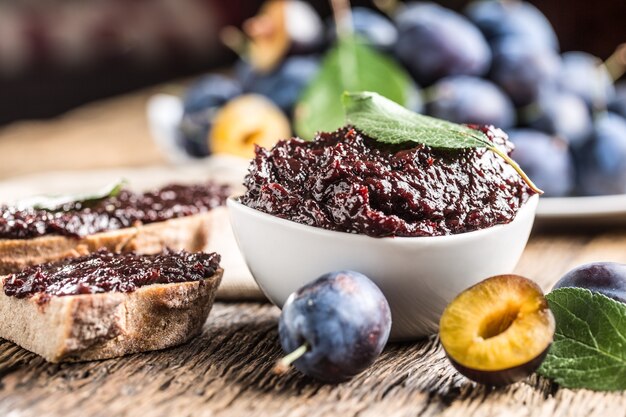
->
<box><xmin>343</xmin><ymin>91</ymin><xmax>490</xmax><ymax>148</ymax></box>
<box><xmin>343</xmin><ymin>91</ymin><xmax>542</xmax><ymax>193</ymax></box>
<box><xmin>17</xmin><ymin>179</ymin><xmax>127</xmax><ymax>211</ymax></box>
<box><xmin>294</xmin><ymin>37</ymin><xmax>414</xmax><ymax>140</ymax></box>
<box><xmin>538</xmin><ymin>288</ymin><xmax>626</xmax><ymax>391</ymax></box>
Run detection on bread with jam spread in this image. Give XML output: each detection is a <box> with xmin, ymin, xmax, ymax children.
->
<box><xmin>0</xmin><ymin>250</ymin><xmax>222</xmax><ymax>362</ymax></box>
<box><xmin>0</xmin><ymin>183</ymin><xmax>230</xmax><ymax>275</ymax></box>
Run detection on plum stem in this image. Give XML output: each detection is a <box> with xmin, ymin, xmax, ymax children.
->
<box><xmin>330</xmin><ymin>0</ymin><xmax>359</xmax><ymax>91</ymax></box>
<box><xmin>330</xmin><ymin>0</ymin><xmax>353</xmax><ymax>39</ymax></box>
<box><xmin>489</xmin><ymin>145</ymin><xmax>544</xmax><ymax>195</ymax></box>
<box><xmin>605</xmin><ymin>43</ymin><xmax>626</xmax><ymax>82</ymax></box>
<box><xmin>219</xmin><ymin>26</ymin><xmax>248</xmax><ymax>59</ymax></box>
<box><xmin>273</xmin><ymin>343</ymin><xmax>308</xmax><ymax>375</ymax></box>
<box><xmin>373</xmin><ymin>0</ymin><xmax>399</xmax><ymax>16</ymax></box>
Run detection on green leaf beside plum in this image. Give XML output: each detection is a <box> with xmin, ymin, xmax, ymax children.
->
<box><xmin>538</xmin><ymin>288</ymin><xmax>626</xmax><ymax>391</ymax></box>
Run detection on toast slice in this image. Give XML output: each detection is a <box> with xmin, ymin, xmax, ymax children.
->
<box><xmin>0</xmin><ymin>252</ymin><xmax>223</xmax><ymax>363</ymax></box>
<box><xmin>0</xmin><ymin>181</ymin><xmax>231</xmax><ymax>275</ymax></box>
<box><xmin>0</xmin><ymin>211</ymin><xmax>213</xmax><ymax>275</ymax></box>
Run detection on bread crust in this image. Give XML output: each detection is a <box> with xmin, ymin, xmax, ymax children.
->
<box><xmin>0</xmin><ymin>211</ymin><xmax>213</xmax><ymax>275</ymax></box>
<box><xmin>0</xmin><ymin>268</ymin><xmax>223</xmax><ymax>362</ymax></box>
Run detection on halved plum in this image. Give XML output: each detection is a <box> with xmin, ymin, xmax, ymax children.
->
<box><xmin>439</xmin><ymin>275</ymin><xmax>555</xmax><ymax>386</ymax></box>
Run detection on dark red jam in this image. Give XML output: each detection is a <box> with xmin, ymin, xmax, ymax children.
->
<box><xmin>0</xmin><ymin>182</ymin><xmax>230</xmax><ymax>240</ymax></box>
<box><xmin>240</xmin><ymin>126</ymin><xmax>534</xmax><ymax>237</ymax></box>
<box><xmin>3</xmin><ymin>250</ymin><xmax>221</xmax><ymax>300</ymax></box>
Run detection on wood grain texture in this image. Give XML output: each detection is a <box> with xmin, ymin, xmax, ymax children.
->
<box><xmin>1</xmin><ymin>231</ymin><xmax>626</xmax><ymax>417</ymax></box>
<box><xmin>0</xmin><ymin>88</ymin><xmax>166</xmax><ymax>180</ymax></box>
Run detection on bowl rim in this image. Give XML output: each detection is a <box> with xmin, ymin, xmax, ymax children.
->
<box><xmin>227</xmin><ymin>194</ymin><xmax>539</xmax><ymax>244</ymax></box>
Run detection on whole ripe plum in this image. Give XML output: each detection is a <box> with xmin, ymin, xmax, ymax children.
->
<box><xmin>558</xmin><ymin>52</ymin><xmax>615</xmax><ymax>110</ymax></box>
<box><xmin>465</xmin><ymin>0</ymin><xmax>559</xmax><ymax>51</ymax></box>
<box><xmin>277</xmin><ymin>271</ymin><xmax>391</xmax><ymax>383</ymax></box>
<box><xmin>239</xmin><ymin>55</ymin><xmax>320</xmax><ymax>116</ymax></box>
<box><xmin>394</xmin><ymin>2</ymin><xmax>491</xmax><ymax>86</ymax></box>
<box><xmin>576</xmin><ymin>113</ymin><xmax>626</xmax><ymax>196</ymax></box>
<box><xmin>553</xmin><ymin>262</ymin><xmax>626</xmax><ymax>304</ymax></box>
<box><xmin>608</xmin><ymin>81</ymin><xmax>626</xmax><ymax>119</ymax></box>
<box><xmin>525</xmin><ymin>90</ymin><xmax>592</xmax><ymax>147</ymax></box>
<box><xmin>426</xmin><ymin>76</ymin><xmax>515</xmax><ymax>128</ymax></box>
<box><xmin>490</xmin><ymin>38</ymin><xmax>560</xmax><ymax>106</ymax></box>
<box><xmin>182</xmin><ymin>75</ymin><xmax>242</xmax><ymax>114</ymax></box>
<box><xmin>508</xmin><ymin>129</ymin><xmax>575</xmax><ymax>197</ymax></box>
<box><xmin>327</xmin><ymin>7</ymin><xmax>398</xmax><ymax>52</ymax></box>
<box><xmin>178</xmin><ymin>75</ymin><xmax>242</xmax><ymax>157</ymax></box>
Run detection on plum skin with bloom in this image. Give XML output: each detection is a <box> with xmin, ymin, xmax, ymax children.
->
<box><xmin>278</xmin><ymin>270</ymin><xmax>392</xmax><ymax>382</ymax></box>
<box><xmin>553</xmin><ymin>262</ymin><xmax>626</xmax><ymax>304</ymax></box>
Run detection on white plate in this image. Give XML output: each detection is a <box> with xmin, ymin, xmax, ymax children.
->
<box><xmin>536</xmin><ymin>194</ymin><xmax>626</xmax><ymax>225</ymax></box>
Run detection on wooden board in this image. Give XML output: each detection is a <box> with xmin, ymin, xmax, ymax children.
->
<box><xmin>1</xmin><ymin>230</ymin><xmax>626</xmax><ymax>417</ymax></box>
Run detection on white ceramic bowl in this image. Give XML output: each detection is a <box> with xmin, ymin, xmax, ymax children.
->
<box><xmin>228</xmin><ymin>195</ymin><xmax>539</xmax><ymax>340</ymax></box>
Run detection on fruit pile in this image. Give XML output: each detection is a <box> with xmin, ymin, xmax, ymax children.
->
<box><xmin>176</xmin><ymin>0</ymin><xmax>626</xmax><ymax>197</ymax></box>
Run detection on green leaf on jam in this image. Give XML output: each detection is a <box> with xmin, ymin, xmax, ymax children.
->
<box><xmin>17</xmin><ymin>179</ymin><xmax>127</xmax><ymax>211</ymax></box>
<box><xmin>294</xmin><ymin>37</ymin><xmax>414</xmax><ymax>140</ymax></box>
<box><xmin>343</xmin><ymin>91</ymin><xmax>490</xmax><ymax>148</ymax></box>
<box><xmin>538</xmin><ymin>288</ymin><xmax>626</xmax><ymax>391</ymax></box>
<box><xmin>343</xmin><ymin>91</ymin><xmax>543</xmax><ymax>194</ymax></box>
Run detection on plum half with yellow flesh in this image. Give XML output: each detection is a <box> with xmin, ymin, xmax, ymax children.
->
<box><xmin>439</xmin><ymin>275</ymin><xmax>555</xmax><ymax>386</ymax></box>
<box><xmin>210</xmin><ymin>94</ymin><xmax>291</xmax><ymax>159</ymax></box>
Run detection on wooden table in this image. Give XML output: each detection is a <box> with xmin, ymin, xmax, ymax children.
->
<box><xmin>1</xmin><ymin>90</ymin><xmax>626</xmax><ymax>417</ymax></box>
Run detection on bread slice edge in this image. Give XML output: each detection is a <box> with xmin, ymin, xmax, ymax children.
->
<box><xmin>0</xmin><ymin>268</ymin><xmax>223</xmax><ymax>362</ymax></box>
<box><xmin>0</xmin><ymin>211</ymin><xmax>214</xmax><ymax>275</ymax></box>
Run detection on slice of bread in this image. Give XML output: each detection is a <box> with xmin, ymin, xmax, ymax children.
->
<box><xmin>0</xmin><ymin>211</ymin><xmax>213</xmax><ymax>275</ymax></box>
<box><xmin>0</xmin><ymin>267</ymin><xmax>223</xmax><ymax>362</ymax></box>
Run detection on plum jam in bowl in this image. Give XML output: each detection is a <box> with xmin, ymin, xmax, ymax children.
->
<box><xmin>228</xmin><ymin>195</ymin><xmax>537</xmax><ymax>340</ymax></box>
<box><xmin>229</xmin><ymin>126</ymin><xmax>539</xmax><ymax>340</ymax></box>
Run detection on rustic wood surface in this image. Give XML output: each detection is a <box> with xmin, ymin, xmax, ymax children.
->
<box><xmin>1</xmin><ymin>90</ymin><xmax>626</xmax><ymax>416</ymax></box>
<box><xmin>0</xmin><ymin>88</ymin><xmax>167</xmax><ymax>180</ymax></box>
<box><xmin>1</xmin><ymin>229</ymin><xmax>626</xmax><ymax>417</ymax></box>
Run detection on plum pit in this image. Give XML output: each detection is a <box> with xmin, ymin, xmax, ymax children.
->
<box><xmin>478</xmin><ymin>304</ymin><xmax>519</xmax><ymax>340</ymax></box>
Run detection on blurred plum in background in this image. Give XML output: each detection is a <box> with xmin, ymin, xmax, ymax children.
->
<box><xmin>425</xmin><ymin>76</ymin><xmax>515</xmax><ymax>128</ymax></box>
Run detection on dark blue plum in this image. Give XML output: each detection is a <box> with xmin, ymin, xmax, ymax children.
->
<box><xmin>239</xmin><ymin>55</ymin><xmax>320</xmax><ymax>115</ymax></box>
<box><xmin>394</xmin><ymin>2</ymin><xmax>491</xmax><ymax>86</ymax></box>
<box><xmin>553</xmin><ymin>262</ymin><xmax>626</xmax><ymax>304</ymax></box>
<box><xmin>405</xmin><ymin>81</ymin><xmax>425</xmax><ymax>114</ymax></box>
<box><xmin>508</xmin><ymin>129</ymin><xmax>575</xmax><ymax>197</ymax></box>
<box><xmin>278</xmin><ymin>271</ymin><xmax>391</xmax><ymax>383</ymax></box>
<box><xmin>608</xmin><ymin>81</ymin><xmax>626</xmax><ymax>118</ymax></box>
<box><xmin>558</xmin><ymin>52</ymin><xmax>615</xmax><ymax>110</ymax></box>
<box><xmin>525</xmin><ymin>90</ymin><xmax>592</xmax><ymax>146</ymax></box>
<box><xmin>182</xmin><ymin>74</ymin><xmax>242</xmax><ymax>114</ymax></box>
<box><xmin>327</xmin><ymin>7</ymin><xmax>398</xmax><ymax>52</ymax></box>
<box><xmin>465</xmin><ymin>0</ymin><xmax>559</xmax><ymax>51</ymax></box>
<box><xmin>178</xmin><ymin>75</ymin><xmax>242</xmax><ymax>157</ymax></box>
<box><xmin>490</xmin><ymin>38</ymin><xmax>560</xmax><ymax>106</ymax></box>
<box><xmin>576</xmin><ymin>113</ymin><xmax>626</xmax><ymax>196</ymax></box>
<box><xmin>426</xmin><ymin>76</ymin><xmax>515</xmax><ymax>128</ymax></box>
